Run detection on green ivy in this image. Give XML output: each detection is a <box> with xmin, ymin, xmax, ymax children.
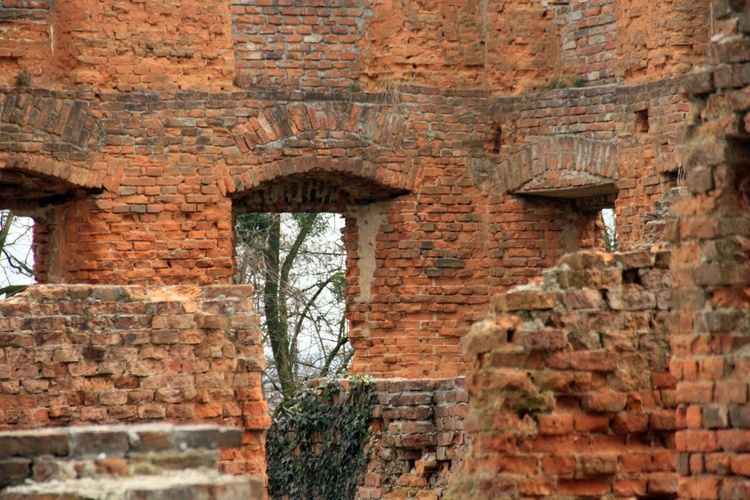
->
<box><xmin>267</xmin><ymin>376</ymin><xmax>376</xmax><ymax>500</ymax></box>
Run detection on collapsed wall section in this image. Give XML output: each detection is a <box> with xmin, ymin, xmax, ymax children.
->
<box><xmin>0</xmin><ymin>284</ymin><xmax>269</xmax><ymax>478</ymax></box>
<box><xmin>448</xmin><ymin>250</ymin><xmax>676</xmax><ymax>498</ymax></box>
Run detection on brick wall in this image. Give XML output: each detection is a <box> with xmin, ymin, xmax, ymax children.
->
<box><xmin>0</xmin><ymin>423</ymin><xmax>263</xmax><ymax>499</ymax></box>
<box><xmin>1</xmin><ymin>0</ymin><xmax>712</xmax><ymax>93</ymax></box>
<box><xmin>233</xmin><ymin>0</ymin><xmax>365</xmax><ymax>92</ymax></box>
<box><xmin>306</xmin><ymin>377</ymin><xmax>469</xmax><ymax>499</ymax></box>
<box><xmin>447</xmin><ymin>250</ymin><xmax>676</xmax><ymax>498</ymax></box>
<box><xmin>554</xmin><ymin>0</ymin><xmax>617</xmax><ymax>86</ymax></box>
<box><xmin>1</xmin><ymin>83</ymin><xmax>594</xmax><ymax>378</ymax></box>
<box><xmin>0</xmin><ymin>284</ymin><xmax>269</xmax><ymax>478</ymax></box>
<box><xmin>362</xmin><ymin>378</ymin><xmax>469</xmax><ymax>499</ymax></box>
<box><xmin>58</xmin><ymin>0</ymin><xmax>235</xmax><ymax>91</ymax></box>
<box><xmin>616</xmin><ymin>0</ymin><xmax>710</xmax><ymax>85</ymax></box>
<box><xmin>614</xmin><ymin>78</ymin><xmax>691</xmax><ymax>250</ymax></box>
<box><xmin>664</xmin><ymin>1</ymin><xmax>750</xmax><ymax>497</ymax></box>
<box><xmin>0</xmin><ymin>0</ymin><xmax>54</xmax><ymax>88</ymax></box>
<box><xmin>487</xmin><ymin>80</ymin><xmax>692</xmax><ymax>252</ymax></box>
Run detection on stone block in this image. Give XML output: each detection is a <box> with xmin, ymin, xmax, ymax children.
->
<box><xmin>0</xmin><ymin>430</ymin><xmax>69</xmax><ymax>459</ymax></box>
<box><xmin>578</xmin><ymin>454</ymin><xmax>618</xmax><ymax>476</ymax></box>
<box><xmin>69</xmin><ymin>428</ymin><xmax>129</xmax><ymax>458</ymax></box>
<box><xmin>614</xmin><ymin>251</ymin><xmax>654</xmax><ymax>270</ymax></box>
<box><xmin>0</xmin><ymin>458</ymin><xmax>31</xmax><ymax>488</ymax></box>
<box><xmin>561</xmin><ymin>289</ymin><xmax>603</xmax><ymax>310</ymax></box>
<box><xmin>171</xmin><ymin>426</ymin><xmax>243</xmax><ymax>451</ymax></box>
<box><xmin>493</xmin><ymin>290</ymin><xmax>559</xmax><ymax>312</ymax></box>
<box><xmin>607</xmin><ymin>288</ymin><xmax>656</xmax><ymax>311</ymax></box>
<box><xmin>461</xmin><ymin>316</ymin><xmax>519</xmax><ymax>356</ymax></box>
<box><xmin>514</xmin><ymin>329</ymin><xmax>567</xmax><ymax>351</ymax></box>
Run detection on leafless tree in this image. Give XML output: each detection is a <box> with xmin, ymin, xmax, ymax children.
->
<box><xmin>235</xmin><ymin>212</ymin><xmax>351</xmax><ymax>410</ymax></box>
<box><xmin>0</xmin><ymin>210</ymin><xmax>34</xmax><ymax>298</ymax></box>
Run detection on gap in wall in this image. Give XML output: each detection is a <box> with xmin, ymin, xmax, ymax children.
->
<box><xmin>234</xmin><ymin>211</ymin><xmax>349</xmax><ymax>409</ymax></box>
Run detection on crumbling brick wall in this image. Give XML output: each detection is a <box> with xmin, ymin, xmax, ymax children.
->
<box><xmin>663</xmin><ymin>1</ymin><xmax>750</xmax><ymax>497</ymax></box>
<box><xmin>1</xmin><ymin>1</ymin><xmax>739</xmax><ymax>497</ymax></box>
<box><xmin>616</xmin><ymin>0</ymin><xmax>710</xmax><ymax>84</ymax></box>
<box><xmin>448</xmin><ymin>250</ymin><xmax>676</xmax><ymax>498</ymax></box>
<box><xmin>358</xmin><ymin>378</ymin><xmax>469</xmax><ymax>499</ymax></box>
<box><xmin>0</xmin><ymin>284</ymin><xmax>268</xmax><ymax>478</ymax></box>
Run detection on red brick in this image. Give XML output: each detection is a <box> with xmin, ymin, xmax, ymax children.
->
<box><xmin>677</xmin><ymin>476</ymin><xmax>720</xmax><ymax>499</ymax></box>
<box><xmin>538</xmin><ymin>414</ymin><xmax>574</xmax><ymax>435</ymax></box>
<box><xmin>556</xmin><ymin>479</ymin><xmax>610</xmax><ymax>496</ymax></box>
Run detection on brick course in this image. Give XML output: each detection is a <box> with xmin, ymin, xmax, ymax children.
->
<box><xmin>0</xmin><ymin>423</ymin><xmax>263</xmax><ymax>499</ymax></box>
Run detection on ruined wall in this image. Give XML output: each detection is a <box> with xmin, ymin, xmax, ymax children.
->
<box><xmin>0</xmin><ymin>0</ymin><xmax>708</xmax><ymax>382</ymax></box>
<box><xmin>487</xmin><ymin>80</ymin><xmax>691</xmax><ymax>252</ymax></box>
<box><xmin>663</xmin><ymin>1</ymin><xmax>750</xmax><ymax>497</ymax></box>
<box><xmin>1</xmin><ymin>0</ymin><xmax>711</xmax><ymax>94</ymax></box>
<box><xmin>614</xmin><ymin>79</ymin><xmax>691</xmax><ymax>249</ymax></box>
<box><xmin>55</xmin><ymin>0</ymin><xmax>236</xmax><ymax>90</ymax></box>
<box><xmin>360</xmin><ymin>378</ymin><xmax>469</xmax><ymax>499</ymax></box>
<box><xmin>0</xmin><ymin>0</ymin><xmax>235</xmax><ymax>91</ymax></box>
<box><xmin>484</xmin><ymin>0</ymin><xmax>561</xmax><ymax>94</ymax></box>
<box><xmin>0</xmin><ymin>284</ymin><xmax>268</xmax><ymax>478</ymax></box>
<box><xmin>0</xmin><ymin>1</ymin><xmax>733</xmax><ymax>496</ymax></box>
<box><xmin>2</xmin><ymin>81</ymin><xmax>596</xmax><ymax>378</ymax></box>
<box><xmin>0</xmin><ymin>423</ymin><xmax>263</xmax><ymax>499</ymax></box>
<box><xmin>448</xmin><ymin>250</ymin><xmax>676</xmax><ymax>498</ymax></box>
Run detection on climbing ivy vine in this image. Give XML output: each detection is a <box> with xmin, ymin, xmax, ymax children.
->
<box><xmin>266</xmin><ymin>377</ymin><xmax>377</xmax><ymax>500</ymax></box>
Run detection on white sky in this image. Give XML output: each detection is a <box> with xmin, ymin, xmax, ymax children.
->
<box><xmin>0</xmin><ymin>213</ymin><xmax>35</xmax><ymax>291</ymax></box>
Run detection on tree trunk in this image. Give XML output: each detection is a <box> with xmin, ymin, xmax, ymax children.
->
<box><xmin>263</xmin><ymin>214</ymin><xmax>295</xmax><ymax>399</ymax></box>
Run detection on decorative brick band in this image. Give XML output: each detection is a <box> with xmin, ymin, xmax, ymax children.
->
<box><xmin>0</xmin><ymin>91</ymin><xmax>103</xmax><ymax>154</ymax></box>
<box><xmin>233</xmin><ymin>101</ymin><xmax>411</xmax><ymax>152</ymax></box>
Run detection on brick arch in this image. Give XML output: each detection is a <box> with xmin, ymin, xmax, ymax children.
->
<box><xmin>498</xmin><ymin>136</ymin><xmax>618</xmax><ymax>198</ymax></box>
<box><xmin>1</xmin><ymin>154</ymin><xmax>104</xmax><ymax>189</ymax></box>
<box><xmin>230</xmin><ymin>157</ymin><xmax>413</xmax><ymax>212</ymax></box>
<box><xmin>233</xmin><ymin>101</ymin><xmax>412</xmax><ymax>152</ymax></box>
<box><xmin>0</xmin><ymin>154</ymin><xmax>105</xmax><ymax>211</ymax></box>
